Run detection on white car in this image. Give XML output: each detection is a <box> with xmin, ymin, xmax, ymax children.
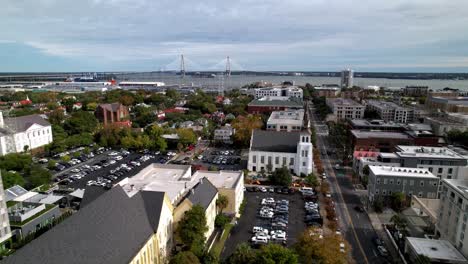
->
<box><xmin>261</xmin><ymin>198</ymin><xmax>275</xmax><ymax>205</ymax></box>
<box><xmin>109</xmin><ymin>160</ymin><xmax>117</xmax><ymax>164</ymax></box>
<box><xmin>252</xmin><ymin>227</ymin><xmax>268</xmax><ymax>234</ymax></box>
<box><xmin>114</xmin><ymin>156</ymin><xmax>123</xmax><ymax>161</ymax></box>
<box><xmin>271</xmin><ymin>233</ymin><xmax>287</xmax><ymax>242</ymax></box>
<box><xmin>260</xmin><ymin>211</ymin><xmax>274</xmax><ymax>218</ymax></box>
<box><xmin>251</xmin><ymin>236</ymin><xmax>268</xmax><ymax>245</ymax></box>
<box><xmin>259</xmin><ymin>187</ymin><xmax>267</xmax><ymax>193</ymax></box>
<box><xmin>270</xmin><ymin>230</ymin><xmax>286</xmax><ymax>237</ymax></box>
<box><xmin>339</xmin><ymin>243</ymin><xmax>345</xmax><ymax>253</ymax></box>
<box><xmin>322</xmin><ymin>173</ymin><xmax>327</xmax><ymax>179</ymax></box>
<box><xmin>108</xmin><ymin>152</ymin><xmax>119</xmax><ymax>156</ymax></box>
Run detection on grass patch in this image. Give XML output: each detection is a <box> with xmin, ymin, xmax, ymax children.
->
<box><xmin>10</xmin><ymin>204</ymin><xmax>56</xmax><ymax>226</ymax></box>
<box><xmin>211</xmin><ymin>224</ymin><xmax>234</xmax><ymax>258</ymax></box>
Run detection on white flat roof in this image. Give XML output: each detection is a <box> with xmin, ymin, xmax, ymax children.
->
<box><xmin>192</xmin><ymin>171</ymin><xmax>243</xmax><ymax>189</ymax></box>
<box><xmin>396</xmin><ymin>145</ymin><xmax>466</xmax><ymax>160</ymax></box>
<box><xmin>406</xmin><ymin>237</ymin><xmax>468</xmax><ymax>263</ymax></box>
<box><xmin>69</xmin><ymin>189</ymin><xmax>85</xmax><ymax>199</ymax></box>
<box><xmin>267</xmin><ymin>109</ymin><xmax>304</xmax><ymax>125</ymax></box>
<box><xmin>369</xmin><ymin>166</ymin><xmax>437</xmax><ymax>178</ymax></box>
<box><xmin>442</xmin><ymin>179</ymin><xmax>468</xmax><ymax>200</ymax></box>
<box><xmin>118</xmin><ymin>164</ymin><xmax>193</xmax><ymax>204</ymax></box>
<box><xmin>13</xmin><ymin>191</ymin><xmax>39</xmax><ymax>202</ymax></box>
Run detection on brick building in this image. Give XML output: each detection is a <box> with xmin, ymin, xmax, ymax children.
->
<box><xmin>95</xmin><ymin>103</ymin><xmax>130</xmax><ymax>126</ymax></box>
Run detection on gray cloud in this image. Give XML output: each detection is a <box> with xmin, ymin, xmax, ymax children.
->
<box><xmin>2</xmin><ymin>0</ymin><xmax>468</xmax><ymax>70</ymax></box>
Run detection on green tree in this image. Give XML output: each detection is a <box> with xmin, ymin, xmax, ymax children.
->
<box><xmin>177</xmin><ymin>128</ymin><xmax>197</xmax><ymax>146</ymax></box>
<box><xmin>170</xmin><ymin>251</ymin><xmax>200</xmax><ymax>264</ymax></box>
<box><xmin>86</xmin><ymin>102</ymin><xmax>98</xmax><ymax>111</ymax></box>
<box><xmin>226</xmin><ymin>243</ymin><xmax>257</xmax><ymax>264</ymax></box>
<box><xmin>47</xmin><ymin>160</ymin><xmax>57</xmax><ymax>170</ymax></box>
<box><xmin>268</xmin><ymin>167</ymin><xmax>292</xmax><ymax>186</ymax></box>
<box><xmin>392</xmin><ymin>192</ymin><xmax>406</xmax><ymax>212</ymax></box>
<box><xmin>215</xmin><ymin>214</ymin><xmax>230</xmax><ymax>228</ymax></box>
<box><xmin>256</xmin><ymin>244</ymin><xmax>298</xmax><ymax>264</ymax></box>
<box><xmin>216</xmin><ymin>194</ymin><xmax>229</xmax><ymax>213</ymax></box>
<box><xmin>48</xmin><ymin>109</ymin><xmax>65</xmax><ymax>125</ymax></box>
<box><xmin>25</xmin><ymin>165</ymin><xmax>51</xmax><ymax>188</ymax></box>
<box><xmin>177</xmin><ymin>205</ymin><xmax>208</xmax><ymax>257</ymax></box>
<box><xmin>64</xmin><ymin>111</ymin><xmax>98</xmax><ymax>134</ymax></box>
<box><xmin>295</xmin><ymin>227</ymin><xmax>348</xmax><ymax>264</ymax></box>
<box><xmin>1</xmin><ymin>170</ymin><xmax>26</xmax><ymax>188</ymax></box>
<box><xmin>305</xmin><ymin>173</ymin><xmax>319</xmax><ymax>187</ymax></box>
<box><xmin>390</xmin><ymin>214</ymin><xmax>408</xmax><ymax>231</ymax></box>
<box><xmin>373</xmin><ymin>197</ymin><xmax>384</xmax><ymax>213</ymax></box>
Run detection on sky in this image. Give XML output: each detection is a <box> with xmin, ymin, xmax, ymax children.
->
<box><xmin>2</xmin><ymin>0</ymin><xmax>468</xmax><ymax>72</ymax></box>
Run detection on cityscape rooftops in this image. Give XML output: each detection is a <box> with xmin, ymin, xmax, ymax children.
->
<box><xmin>267</xmin><ymin>109</ymin><xmax>304</xmax><ymax>125</ymax></box>
<box><xmin>405</xmin><ymin>237</ymin><xmax>468</xmax><ymax>263</ymax></box>
<box><xmin>117</xmin><ymin>164</ymin><xmax>193</xmax><ymax>204</ymax></box>
<box><xmin>2</xmin><ymin>186</ymin><xmax>165</xmax><ymax>264</ymax></box>
<box><xmin>351</xmin><ymin>130</ymin><xmax>411</xmax><ymax>139</ymax></box>
<box><xmin>349</xmin><ymin>119</ymin><xmax>403</xmax><ymax>129</ymax></box>
<box><xmin>369</xmin><ymin>165</ymin><xmax>437</xmax><ymax>178</ymax></box>
<box><xmin>248</xmin><ymin>99</ymin><xmax>303</xmax><ymax>107</ymax></box>
<box><xmin>192</xmin><ymin>170</ymin><xmax>243</xmax><ymax>189</ymax></box>
<box><xmin>395</xmin><ymin>145</ymin><xmax>466</xmax><ymax>160</ymax></box>
<box><xmin>442</xmin><ymin>179</ymin><xmax>468</xmax><ymax>200</ymax></box>
<box><xmin>327</xmin><ymin>98</ymin><xmax>363</xmax><ymax>106</ymax></box>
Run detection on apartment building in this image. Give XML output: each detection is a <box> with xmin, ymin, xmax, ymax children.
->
<box><xmin>395</xmin><ymin>145</ymin><xmax>468</xmax><ymax>181</ymax></box>
<box><xmin>326</xmin><ymin>98</ymin><xmax>365</xmax><ymax>120</ymax></box>
<box><xmin>253</xmin><ymin>86</ymin><xmax>303</xmax><ymax>100</ymax></box>
<box><xmin>340</xmin><ymin>69</ymin><xmax>354</xmax><ymax>88</ymax></box>
<box><xmin>367</xmin><ymin>100</ymin><xmax>412</xmax><ymax>123</ymax></box>
<box><xmin>313</xmin><ymin>85</ymin><xmax>340</xmax><ymax>98</ymax></box>
<box><xmin>402</xmin><ymin>86</ymin><xmax>429</xmax><ymax>97</ymax></box>
<box><xmin>424</xmin><ymin>114</ymin><xmax>468</xmax><ymax>136</ymax></box>
<box><xmin>247</xmin><ymin>98</ymin><xmax>303</xmax><ymax>114</ymax></box>
<box><xmin>0</xmin><ymin>172</ymin><xmax>12</xmax><ymax>249</ymax></box>
<box><xmin>267</xmin><ymin>109</ymin><xmax>304</xmax><ymax>132</ymax></box>
<box><xmin>368</xmin><ymin>166</ymin><xmax>439</xmax><ymax>202</ymax></box>
<box><xmin>437</xmin><ymin>179</ymin><xmax>468</xmax><ymax>257</ymax></box>
<box><xmin>351</xmin><ymin>130</ymin><xmax>413</xmax><ymax>152</ymax></box>
<box><xmin>248</xmin><ymin>129</ymin><xmax>313</xmax><ymax>176</ymax></box>
<box><xmin>426</xmin><ymin>96</ymin><xmax>468</xmax><ymax>114</ymax></box>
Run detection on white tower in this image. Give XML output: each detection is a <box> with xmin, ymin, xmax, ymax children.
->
<box><xmin>340</xmin><ymin>69</ymin><xmax>354</xmax><ymax>88</ymax></box>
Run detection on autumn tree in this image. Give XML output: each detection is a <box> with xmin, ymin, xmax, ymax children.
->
<box><xmin>231</xmin><ymin>115</ymin><xmax>263</xmax><ymax>147</ymax></box>
<box><xmin>295</xmin><ymin>227</ymin><xmax>348</xmax><ymax>264</ymax></box>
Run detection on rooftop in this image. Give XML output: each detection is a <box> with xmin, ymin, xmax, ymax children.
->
<box><xmin>250</xmin><ymin>129</ymin><xmax>302</xmax><ymax>153</ymax></box>
<box><xmin>328</xmin><ymin>98</ymin><xmax>363</xmax><ymax>106</ymax></box>
<box><xmin>192</xmin><ymin>170</ymin><xmax>243</xmax><ymax>189</ymax></box>
<box><xmin>267</xmin><ymin>109</ymin><xmax>304</xmax><ymax>125</ymax></box>
<box><xmin>395</xmin><ymin>145</ymin><xmax>466</xmax><ymax>160</ymax></box>
<box><xmin>1</xmin><ymin>114</ymin><xmax>51</xmax><ymax>135</ymax></box>
<box><xmin>248</xmin><ymin>99</ymin><xmax>303</xmax><ymax>108</ymax></box>
<box><xmin>117</xmin><ymin>164</ymin><xmax>193</xmax><ymax>204</ymax></box>
<box><xmin>351</xmin><ymin>130</ymin><xmax>411</xmax><ymax>139</ymax></box>
<box><xmin>185</xmin><ymin>178</ymin><xmax>218</xmax><ymax>210</ymax></box>
<box><xmin>349</xmin><ymin>119</ymin><xmax>402</xmax><ymax>128</ymax></box>
<box><xmin>405</xmin><ymin>237</ymin><xmax>468</xmax><ymax>263</ymax></box>
<box><xmin>3</xmin><ymin>186</ymin><xmax>165</xmax><ymax>264</ymax></box>
<box><xmin>442</xmin><ymin>179</ymin><xmax>468</xmax><ymax>200</ymax></box>
<box><xmin>367</xmin><ymin>100</ymin><xmax>407</xmax><ymax>110</ymax></box>
<box><xmin>369</xmin><ymin>166</ymin><xmax>437</xmax><ymax>178</ymax></box>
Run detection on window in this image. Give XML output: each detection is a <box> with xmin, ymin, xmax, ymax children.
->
<box><xmin>418</xmin><ymin>192</ymin><xmax>423</xmax><ymax>197</ymax></box>
<box><xmin>290</xmin><ymin>158</ymin><xmax>294</xmax><ymax>165</ymax></box>
<box><xmin>389</xmin><ymin>179</ymin><xmax>394</xmax><ymax>184</ymax></box>
<box><xmin>397</xmin><ymin>180</ymin><xmax>401</xmax><ymax>185</ymax></box>
<box><xmin>377</xmin><ymin>179</ymin><xmax>380</xmax><ymax>184</ymax></box>
<box><xmin>283</xmin><ymin>157</ymin><xmax>287</xmax><ymax>165</ymax></box>
<box><xmin>428</xmin><ymin>167</ymin><xmax>433</xmax><ymax>172</ymax></box>
<box><xmin>420</xmin><ymin>181</ymin><xmax>424</xmax><ymax>187</ymax></box>
<box><xmin>275</xmin><ymin>157</ymin><xmax>279</xmax><ymax>165</ymax></box>
<box><xmin>252</xmin><ymin>155</ymin><xmax>257</xmax><ymax>163</ymax></box>
<box><xmin>382</xmin><ymin>190</ymin><xmax>387</xmax><ymax>195</ymax></box>
<box><xmin>448</xmin><ymin>168</ymin><xmax>453</xmax><ymax>174</ymax></box>
<box><xmin>261</xmin><ymin>156</ymin><xmax>265</xmax><ymax>164</ymax></box>
<box><xmin>268</xmin><ymin>156</ymin><xmax>272</xmax><ymax>165</ymax></box>
<box><xmin>303</xmin><ymin>162</ymin><xmax>306</xmax><ymax>166</ymax></box>
<box><xmin>438</xmin><ymin>168</ymin><xmax>443</xmax><ymax>174</ymax></box>
<box><xmin>375</xmin><ymin>190</ymin><xmax>379</xmax><ymax>194</ymax></box>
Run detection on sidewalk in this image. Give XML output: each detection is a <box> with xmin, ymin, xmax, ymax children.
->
<box><xmin>367</xmin><ymin>209</ymin><xmax>403</xmax><ymax>263</ymax></box>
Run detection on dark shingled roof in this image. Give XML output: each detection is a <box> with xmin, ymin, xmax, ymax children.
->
<box><xmin>250</xmin><ymin>130</ymin><xmax>300</xmax><ymax>153</ymax></box>
<box><xmin>3</xmin><ymin>114</ymin><xmax>50</xmax><ymax>133</ymax></box>
<box><xmin>3</xmin><ymin>186</ymin><xmax>165</xmax><ymax>264</ymax></box>
<box><xmin>186</xmin><ymin>178</ymin><xmax>218</xmax><ymax>210</ymax></box>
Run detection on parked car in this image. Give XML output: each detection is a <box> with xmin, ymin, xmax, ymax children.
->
<box><xmin>354</xmin><ymin>206</ymin><xmax>365</xmax><ymax>213</ymax></box>
<box><xmin>377</xmin><ymin>246</ymin><xmax>388</xmax><ymax>256</ymax></box>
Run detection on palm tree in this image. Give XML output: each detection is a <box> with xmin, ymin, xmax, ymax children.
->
<box><xmin>390</xmin><ymin>214</ymin><xmax>408</xmax><ymax>230</ymax></box>
<box><xmin>216</xmin><ymin>194</ymin><xmax>229</xmax><ymax>214</ymax></box>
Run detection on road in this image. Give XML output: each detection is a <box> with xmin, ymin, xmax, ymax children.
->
<box><xmin>309</xmin><ymin>103</ymin><xmax>388</xmax><ymax>264</ymax></box>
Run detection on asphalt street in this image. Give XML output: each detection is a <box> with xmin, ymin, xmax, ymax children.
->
<box><xmin>309</xmin><ymin>103</ymin><xmax>389</xmax><ymax>264</ymax></box>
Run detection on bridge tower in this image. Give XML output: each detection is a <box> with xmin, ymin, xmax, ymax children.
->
<box><xmin>180</xmin><ymin>54</ymin><xmax>186</xmax><ymax>78</ymax></box>
<box><xmin>225</xmin><ymin>56</ymin><xmax>231</xmax><ymax>77</ymax></box>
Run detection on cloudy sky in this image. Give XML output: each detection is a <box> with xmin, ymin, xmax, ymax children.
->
<box><xmin>2</xmin><ymin>0</ymin><xmax>468</xmax><ymax>72</ymax></box>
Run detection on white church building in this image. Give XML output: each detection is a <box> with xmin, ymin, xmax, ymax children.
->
<box><xmin>248</xmin><ymin>129</ymin><xmax>313</xmax><ymax>176</ymax></box>
<box><xmin>0</xmin><ymin>112</ymin><xmax>53</xmax><ymax>155</ymax></box>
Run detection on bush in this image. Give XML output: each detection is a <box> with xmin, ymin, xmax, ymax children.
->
<box><xmin>61</xmin><ymin>155</ymin><xmax>70</xmax><ymax>162</ymax></box>
<box><xmin>215</xmin><ymin>214</ymin><xmax>230</xmax><ymax>228</ymax></box>
<box><xmin>47</xmin><ymin>160</ymin><xmax>56</xmax><ymax>170</ymax></box>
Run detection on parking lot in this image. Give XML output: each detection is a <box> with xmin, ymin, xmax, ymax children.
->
<box><xmin>221</xmin><ymin>189</ymin><xmax>306</xmax><ymax>259</ymax></box>
<box><xmin>188</xmin><ymin>148</ymin><xmax>243</xmax><ymax>170</ymax></box>
<box><xmin>57</xmin><ymin>151</ymin><xmax>170</xmax><ymax>191</ymax></box>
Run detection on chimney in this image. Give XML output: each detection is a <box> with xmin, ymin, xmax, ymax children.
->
<box><xmin>200</xmin><ymin>178</ymin><xmax>203</xmax><ymax>184</ymax></box>
<box><xmin>191</xmin><ymin>188</ymin><xmax>195</xmax><ymax>195</ymax></box>
<box><xmin>0</xmin><ymin>111</ymin><xmax>3</xmax><ymax>128</ymax></box>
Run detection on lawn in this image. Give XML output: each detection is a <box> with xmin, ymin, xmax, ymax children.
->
<box><xmin>211</xmin><ymin>224</ymin><xmax>234</xmax><ymax>258</ymax></box>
